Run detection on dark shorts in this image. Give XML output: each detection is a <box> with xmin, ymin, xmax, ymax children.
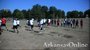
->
<box><xmin>1</xmin><ymin>24</ymin><xmax>6</xmax><ymax>26</ymax></box>
<box><xmin>31</xmin><ymin>25</ymin><xmax>33</xmax><ymax>28</ymax></box>
<box><xmin>17</xmin><ymin>24</ymin><xmax>20</xmax><ymax>27</ymax></box>
<box><xmin>0</xmin><ymin>26</ymin><xmax>1</xmax><ymax>31</ymax></box>
<box><xmin>13</xmin><ymin>25</ymin><xmax>17</xmax><ymax>29</ymax></box>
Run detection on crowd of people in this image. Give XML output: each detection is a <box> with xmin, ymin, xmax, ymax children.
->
<box><xmin>60</xmin><ymin>18</ymin><xmax>83</xmax><ymax>28</ymax></box>
<box><xmin>0</xmin><ymin>17</ymin><xmax>84</xmax><ymax>35</ymax></box>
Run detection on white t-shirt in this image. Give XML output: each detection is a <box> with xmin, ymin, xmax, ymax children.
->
<box><xmin>0</xmin><ymin>20</ymin><xmax>2</xmax><ymax>25</ymax></box>
<box><xmin>17</xmin><ymin>20</ymin><xmax>20</xmax><ymax>25</ymax></box>
<box><xmin>40</xmin><ymin>19</ymin><xmax>44</xmax><ymax>25</ymax></box>
<box><xmin>43</xmin><ymin>19</ymin><xmax>46</xmax><ymax>23</ymax></box>
<box><xmin>13</xmin><ymin>20</ymin><xmax>17</xmax><ymax>26</ymax></box>
<box><xmin>48</xmin><ymin>19</ymin><xmax>51</xmax><ymax>23</ymax></box>
<box><xmin>30</xmin><ymin>20</ymin><xmax>34</xmax><ymax>25</ymax></box>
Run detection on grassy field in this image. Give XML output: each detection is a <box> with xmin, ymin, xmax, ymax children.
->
<box><xmin>0</xmin><ymin>18</ymin><xmax>90</xmax><ymax>50</ymax></box>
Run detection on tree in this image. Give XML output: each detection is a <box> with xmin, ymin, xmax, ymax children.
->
<box><xmin>49</xmin><ymin>6</ymin><xmax>57</xmax><ymax>19</ymax></box>
<box><xmin>67</xmin><ymin>10</ymin><xmax>79</xmax><ymax>18</ymax></box>
<box><xmin>41</xmin><ymin>6</ymin><xmax>48</xmax><ymax>18</ymax></box>
<box><xmin>21</xmin><ymin>9</ymin><xmax>28</xmax><ymax>19</ymax></box>
<box><xmin>31</xmin><ymin>4</ymin><xmax>42</xmax><ymax>19</ymax></box>
<box><xmin>55</xmin><ymin>9</ymin><xmax>62</xmax><ymax>18</ymax></box>
<box><xmin>71</xmin><ymin>10</ymin><xmax>79</xmax><ymax>18</ymax></box>
<box><xmin>0</xmin><ymin>9</ymin><xmax>12</xmax><ymax>18</ymax></box>
<box><xmin>61</xmin><ymin>10</ymin><xmax>65</xmax><ymax>18</ymax></box>
<box><xmin>78</xmin><ymin>11</ymin><xmax>84</xmax><ymax>18</ymax></box>
<box><xmin>84</xmin><ymin>9</ymin><xmax>90</xmax><ymax>18</ymax></box>
<box><xmin>13</xmin><ymin>9</ymin><xmax>24</xmax><ymax>19</ymax></box>
<box><xmin>67</xmin><ymin>11</ymin><xmax>72</xmax><ymax>18</ymax></box>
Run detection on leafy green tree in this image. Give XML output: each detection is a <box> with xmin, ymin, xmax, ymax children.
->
<box><xmin>55</xmin><ymin>9</ymin><xmax>62</xmax><ymax>18</ymax></box>
<box><xmin>67</xmin><ymin>10</ymin><xmax>80</xmax><ymax>18</ymax></box>
<box><xmin>84</xmin><ymin>9</ymin><xmax>90</xmax><ymax>18</ymax></box>
<box><xmin>78</xmin><ymin>11</ymin><xmax>84</xmax><ymax>18</ymax></box>
<box><xmin>41</xmin><ymin>6</ymin><xmax>48</xmax><ymax>18</ymax></box>
<box><xmin>13</xmin><ymin>9</ymin><xmax>24</xmax><ymax>19</ymax></box>
<box><xmin>0</xmin><ymin>9</ymin><xmax>12</xmax><ymax>18</ymax></box>
<box><xmin>21</xmin><ymin>9</ymin><xmax>28</xmax><ymax>19</ymax></box>
<box><xmin>67</xmin><ymin>11</ymin><xmax>72</xmax><ymax>18</ymax></box>
<box><xmin>31</xmin><ymin>4</ymin><xmax>42</xmax><ymax>19</ymax></box>
<box><xmin>61</xmin><ymin>10</ymin><xmax>65</xmax><ymax>18</ymax></box>
<box><xmin>49</xmin><ymin>6</ymin><xmax>57</xmax><ymax>19</ymax></box>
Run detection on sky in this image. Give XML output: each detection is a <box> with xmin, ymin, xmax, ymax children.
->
<box><xmin>0</xmin><ymin>0</ymin><xmax>90</xmax><ymax>13</ymax></box>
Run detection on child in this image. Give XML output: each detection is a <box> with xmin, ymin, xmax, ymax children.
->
<box><xmin>0</xmin><ymin>19</ymin><xmax>2</xmax><ymax>35</ymax></box>
<box><xmin>75</xmin><ymin>19</ymin><xmax>79</xmax><ymax>27</ymax></box>
<box><xmin>30</xmin><ymin>18</ymin><xmax>34</xmax><ymax>31</ymax></box>
<box><xmin>80</xmin><ymin>19</ymin><xmax>83</xmax><ymax>28</ymax></box>
<box><xmin>40</xmin><ymin>19</ymin><xmax>44</xmax><ymax>31</ymax></box>
<box><xmin>13</xmin><ymin>18</ymin><xmax>19</xmax><ymax>33</ymax></box>
<box><xmin>47</xmin><ymin>19</ymin><xmax>51</xmax><ymax>26</ymax></box>
<box><xmin>57</xmin><ymin>19</ymin><xmax>60</xmax><ymax>26</ymax></box>
<box><xmin>17</xmin><ymin>19</ymin><xmax>20</xmax><ymax>27</ymax></box>
<box><xmin>1</xmin><ymin>16</ymin><xmax>8</xmax><ymax>31</ymax></box>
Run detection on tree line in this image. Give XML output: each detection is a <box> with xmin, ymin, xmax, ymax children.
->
<box><xmin>0</xmin><ymin>4</ymin><xmax>90</xmax><ymax>19</ymax></box>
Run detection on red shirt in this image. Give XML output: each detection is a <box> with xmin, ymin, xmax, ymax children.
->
<box><xmin>1</xmin><ymin>18</ymin><xmax>6</xmax><ymax>24</ymax></box>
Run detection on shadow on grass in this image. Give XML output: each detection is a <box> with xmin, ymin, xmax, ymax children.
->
<box><xmin>8</xmin><ymin>29</ymin><xmax>14</xmax><ymax>33</ymax></box>
<box><xmin>63</xmin><ymin>34</ymin><xmax>73</xmax><ymax>38</ymax></box>
<box><xmin>44</xmin><ymin>47</ymin><xmax>56</xmax><ymax>50</ymax></box>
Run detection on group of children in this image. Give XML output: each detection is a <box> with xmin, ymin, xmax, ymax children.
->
<box><xmin>27</xmin><ymin>18</ymin><xmax>34</xmax><ymax>31</ymax></box>
<box><xmin>13</xmin><ymin>18</ymin><xmax>20</xmax><ymax>33</ymax></box>
<box><xmin>27</xmin><ymin>18</ymin><xmax>48</xmax><ymax>31</ymax></box>
<box><xmin>0</xmin><ymin>17</ymin><xmax>84</xmax><ymax>35</ymax></box>
<box><xmin>60</xmin><ymin>18</ymin><xmax>83</xmax><ymax>28</ymax></box>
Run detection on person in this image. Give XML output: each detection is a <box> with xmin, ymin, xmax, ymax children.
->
<box><xmin>39</xmin><ymin>19</ymin><xmax>44</xmax><ymax>31</ymax></box>
<box><xmin>80</xmin><ymin>19</ymin><xmax>83</xmax><ymax>28</ymax></box>
<box><xmin>75</xmin><ymin>19</ymin><xmax>79</xmax><ymax>27</ymax></box>
<box><xmin>0</xmin><ymin>19</ymin><xmax>2</xmax><ymax>35</ymax></box>
<box><xmin>43</xmin><ymin>18</ymin><xmax>47</xmax><ymax>25</ymax></box>
<box><xmin>26</xmin><ymin>19</ymin><xmax>30</xmax><ymax>26</ymax></box>
<box><xmin>57</xmin><ymin>19</ymin><xmax>60</xmax><ymax>26</ymax></box>
<box><xmin>13</xmin><ymin>18</ymin><xmax>19</xmax><ymax>33</ymax></box>
<box><xmin>70</xmin><ymin>19</ymin><xmax>73</xmax><ymax>27</ymax></box>
<box><xmin>47</xmin><ymin>19</ymin><xmax>51</xmax><ymax>26</ymax></box>
<box><xmin>72</xmin><ymin>19</ymin><xmax>75</xmax><ymax>28</ymax></box>
<box><xmin>1</xmin><ymin>17</ymin><xmax>8</xmax><ymax>31</ymax></box>
<box><xmin>30</xmin><ymin>18</ymin><xmax>34</xmax><ymax>31</ymax></box>
<box><xmin>17</xmin><ymin>19</ymin><xmax>20</xmax><ymax>27</ymax></box>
